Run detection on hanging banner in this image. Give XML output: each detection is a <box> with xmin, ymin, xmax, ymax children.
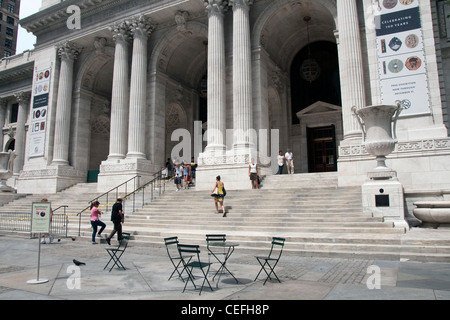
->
<box><xmin>29</xmin><ymin>67</ymin><xmax>51</xmax><ymax>157</ymax></box>
<box><xmin>373</xmin><ymin>0</ymin><xmax>430</xmax><ymax>116</ymax></box>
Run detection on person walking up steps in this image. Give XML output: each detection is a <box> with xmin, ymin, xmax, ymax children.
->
<box><xmin>211</xmin><ymin>175</ymin><xmax>226</xmax><ymax>217</ymax></box>
<box><xmin>105</xmin><ymin>198</ymin><xmax>124</xmax><ymax>245</ymax></box>
<box><xmin>90</xmin><ymin>201</ymin><xmax>106</xmax><ymax>245</ymax></box>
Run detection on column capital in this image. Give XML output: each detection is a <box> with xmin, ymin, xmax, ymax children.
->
<box><xmin>0</xmin><ymin>98</ymin><xmax>8</xmax><ymax>107</ymax></box>
<box><xmin>229</xmin><ymin>0</ymin><xmax>253</xmax><ymax>10</ymax></box>
<box><xmin>202</xmin><ymin>0</ymin><xmax>229</xmax><ymax>15</ymax></box>
<box><xmin>127</xmin><ymin>15</ymin><xmax>155</xmax><ymax>39</ymax></box>
<box><xmin>57</xmin><ymin>42</ymin><xmax>81</xmax><ymax>62</ymax></box>
<box><xmin>109</xmin><ymin>21</ymin><xmax>132</xmax><ymax>43</ymax></box>
<box><xmin>14</xmin><ymin>91</ymin><xmax>31</xmax><ymax>104</ymax></box>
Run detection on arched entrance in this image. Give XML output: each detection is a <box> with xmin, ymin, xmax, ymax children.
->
<box><xmin>150</xmin><ymin>21</ymin><xmax>208</xmax><ymax>165</ymax></box>
<box><xmin>253</xmin><ymin>0</ymin><xmax>341</xmax><ymax>174</ymax></box>
<box><xmin>73</xmin><ymin>44</ymin><xmax>114</xmax><ymax>182</ymax></box>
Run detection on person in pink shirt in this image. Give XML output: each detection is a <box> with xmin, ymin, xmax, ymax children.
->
<box><xmin>90</xmin><ymin>201</ymin><xmax>106</xmax><ymax>244</ymax></box>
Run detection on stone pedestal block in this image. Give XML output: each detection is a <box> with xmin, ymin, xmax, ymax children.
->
<box><xmin>362</xmin><ymin>179</ymin><xmax>408</xmax><ymax>229</ymax></box>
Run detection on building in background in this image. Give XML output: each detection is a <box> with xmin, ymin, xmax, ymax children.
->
<box><xmin>0</xmin><ymin>0</ymin><xmax>20</xmax><ymax>57</ymax></box>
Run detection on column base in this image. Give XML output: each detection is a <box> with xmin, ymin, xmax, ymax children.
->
<box><xmin>196</xmin><ymin>146</ymin><xmax>271</xmax><ymax>191</ymax></box>
<box><xmin>98</xmin><ymin>158</ymin><xmax>160</xmax><ymax>193</ymax></box>
<box><xmin>16</xmin><ymin>164</ymin><xmax>85</xmax><ymax>194</ymax></box>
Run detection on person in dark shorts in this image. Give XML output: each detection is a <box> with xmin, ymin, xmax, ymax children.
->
<box><xmin>173</xmin><ymin>162</ymin><xmax>183</xmax><ymax>191</ymax></box>
<box><xmin>190</xmin><ymin>157</ymin><xmax>198</xmax><ymax>186</ymax></box>
<box><xmin>106</xmin><ymin>198</ymin><xmax>124</xmax><ymax>245</ymax></box>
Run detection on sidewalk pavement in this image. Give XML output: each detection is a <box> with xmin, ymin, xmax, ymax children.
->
<box><xmin>0</xmin><ymin>234</ymin><xmax>449</xmax><ymax>302</ymax></box>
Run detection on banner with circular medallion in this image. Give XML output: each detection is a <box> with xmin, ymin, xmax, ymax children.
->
<box><xmin>29</xmin><ymin>67</ymin><xmax>51</xmax><ymax>157</ymax></box>
<box><xmin>373</xmin><ymin>0</ymin><xmax>430</xmax><ymax>116</ymax></box>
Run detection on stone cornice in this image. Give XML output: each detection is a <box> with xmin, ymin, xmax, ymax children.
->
<box><xmin>0</xmin><ymin>62</ymin><xmax>34</xmax><ymax>87</ymax></box>
<box><xmin>19</xmin><ymin>0</ymin><xmax>187</xmax><ymax>36</ymax></box>
<box><xmin>20</xmin><ymin>0</ymin><xmax>115</xmax><ymax>34</ymax></box>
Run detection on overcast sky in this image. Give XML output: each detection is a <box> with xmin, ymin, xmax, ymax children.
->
<box><xmin>16</xmin><ymin>0</ymin><xmax>42</xmax><ymax>54</ymax></box>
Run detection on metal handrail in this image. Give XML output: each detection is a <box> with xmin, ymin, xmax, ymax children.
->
<box><xmin>76</xmin><ymin>168</ymin><xmax>166</xmax><ymax>236</ymax></box>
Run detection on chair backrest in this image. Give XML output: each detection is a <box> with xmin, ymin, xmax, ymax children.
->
<box><xmin>177</xmin><ymin>244</ymin><xmax>201</xmax><ymax>262</ymax></box>
<box><xmin>164</xmin><ymin>236</ymin><xmax>180</xmax><ymax>258</ymax></box>
<box><xmin>119</xmin><ymin>232</ymin><xmax>131</xmax><ymax>250</ymax></box>
<box><xmin>206</xmin><ymin>234</ymin><xmax>226</xmax><ymax>245</ymax></box>
<box><xmin>164</xmin><ymin>236</ymin><xmax>179</xmax><ymax>246</ymax></box>
<box><xmin>267</xmin><ymin>237</ymin><xmax>285</xmax><ymax>260</ymax></box>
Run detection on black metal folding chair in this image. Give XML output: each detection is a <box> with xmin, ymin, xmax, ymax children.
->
<box><xmin>104</xmin><ymin>232</ymin><xmax>131</xmax><ymax>272</ymax></box>
<box><xmin>164</xmin><ymin>236</ymin><xmax>192</xmax><ymax>282</ymax></box>
<box><xmin>206</xmin><ymin>234</ymin><xmax>226</xmax><ymax>264</ymax></box>
<box><xmin>254</xmin><ymin>237</ymin><xmax>286</xmax><ymax>285</ymax></box>
<box><xmin>177</xmin><ymin>244</ymin><xmax>213</xmax><ymax>295</ymax></box>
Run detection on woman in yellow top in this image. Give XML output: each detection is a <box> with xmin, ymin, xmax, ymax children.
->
<box><xmin>210</xmin><ymin>175</ymin><xmax>226</xmax><ymax>217</ymax></box>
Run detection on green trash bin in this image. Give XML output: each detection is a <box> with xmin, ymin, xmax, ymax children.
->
<box><xmin>87</xmin><ymin>170</ymin><xmax>100</xmax><ymax>183</ymax></box>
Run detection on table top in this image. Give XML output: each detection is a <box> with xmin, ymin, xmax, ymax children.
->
<box><xmin>207</xmin><ymin>242</ymin><xmax>239</xmax><ymax>248</ymax></box>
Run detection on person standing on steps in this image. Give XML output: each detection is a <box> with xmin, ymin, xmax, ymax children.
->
<box><xmin>105</xmin><ymin>198</ymin><xmax>124</xmax><ymax>245</ymax></box>
<box><xmin>249</xmin><ymin>158</ymin><xmax>259</xmax><ymax>189</ymax></box>
<box><xmin>211</xmin><ymin>175</ymin><xmax>226</xmax><ymax>217</ymax></box>
<box><xmin>90</xmin><ymin>200</ymin><xmax>106</xmax><ymax>245</ymax></box>
<box><xmin>190</xmin><ymin>157</ymin><xmax>198</xmax><ymax>186</ymax></box>
<box><xmin>173</xmin><ymin>162</ymin><xmax>183</xmax><ymax>191</ymax></box>
<box><xmin>277</xmin><ymin>151</ymin><xmax>285</xmax><ymax>175</ymax></box>
<box><xmin>182</xmin><ymin>161</ymin><xmax>191</xmax><ymax>189</ymax></box>
<box><xmin>285</xmin><ymin>149</ymin><xmax>294</xmax><ymax>174</ymax></box>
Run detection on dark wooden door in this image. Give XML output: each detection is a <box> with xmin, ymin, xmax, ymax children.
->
<box><xmin>307</xmin><ymin>126</ymin><xmax>337</xmax><ymax>172</ymax></box>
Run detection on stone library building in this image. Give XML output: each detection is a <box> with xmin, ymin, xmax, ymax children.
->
<box><xmin>0</xmin><ymin>0</ymin><xmax>449</xmax><ymax>229</ymax></box>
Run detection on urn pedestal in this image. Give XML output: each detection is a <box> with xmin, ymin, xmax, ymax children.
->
<box><xmin>353</xmin><ymin>104</ymin><xmax>408</xmax><ymax>229</ymax></box>
<box><xmin>0</xmin><ymin>151</ymin><xmax>17</xmax><ymax>193</ymax></box>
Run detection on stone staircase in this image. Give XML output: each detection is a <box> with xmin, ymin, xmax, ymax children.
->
<box><xmin>0</xmin><ymin>183</ymin><xmax>104</xmax><ymax>234</ymax></box>
<box><xmin>4</xmin><ymin>173</ymin><xmax>450</xmax><ymax>262</ymax></box>
<box><xmin>80</xmin><ymin>172</ymin><xmax>448</xmax><ymax>262</ymax></box>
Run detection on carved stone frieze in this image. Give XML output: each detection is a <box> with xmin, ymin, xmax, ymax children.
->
<box><xmin>339</xmin><ymin>138</ymin><xmax>450</xmax><ymax>158</ymax></box>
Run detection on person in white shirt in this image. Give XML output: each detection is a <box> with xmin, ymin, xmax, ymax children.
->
<box><xmin>248</xmin><ymin>159</ymin><xmax>259</xmax><ymax>189</ymax></box>
<box><xmin>285</xmin><ymin>149</ymin><xmax>294</xmax><ymax>174</ymax></box>
<box><xmin>277</xmin><ymin>151</ymin><xmax>285</xmax><ymax>174</ymax></box>
<box><xmin>173</xmin><ymin>162</ymin><xmax>183</xmax><ymax>191</ymax></box>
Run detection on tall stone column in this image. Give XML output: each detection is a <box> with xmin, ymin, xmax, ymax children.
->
<box><xmin>0</xmin><ymin>99</ymin><xmax>7</xmax><ymax>151</ymax></box>
<box><xmin>126</xmin><ymin>15</ymin><xmax>154</xmax><ymax>159</ymax></box>
<box><xmin>108</xmin><ymin>21</ymin><xmax>131</xmax><ymax>160</ymax></box>
<box><xmin>202</xmin><ymin>0</ymin><xmax>227</xmax><ymax>156</ymax></box>
<box><xmin>52</xmin><ymin>42</ymin><xmax>80</xmax><ymax>165</ymax></box>
<box><xmin>230</xmin><ymin>0</ymin><xmax>254</xmax><ymax>156</ymax></box>
<box><xmin>336</xmin><ymin>0</ymin><xmax>366</xmax><ymax>142</ymax></box>
<box><xmin>13</xmin><ymin>92</ymin><xmax>30</xmax><ymax>174</ymax></box>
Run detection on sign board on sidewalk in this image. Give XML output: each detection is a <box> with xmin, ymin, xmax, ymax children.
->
<box><xmin>31</xmin><ymin>202</ymin><xmax>52</xmax><ymax>234</ymax></box>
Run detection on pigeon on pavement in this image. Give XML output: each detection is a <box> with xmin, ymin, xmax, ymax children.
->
<box><xmin>73</xmin><ymin>259</ymin><xmax>85</xmax><ymax>266</ymax></box>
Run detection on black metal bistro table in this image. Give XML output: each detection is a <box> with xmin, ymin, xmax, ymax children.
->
<box><xmin>207</xmin><ymin>242</ymin><xmax>239</xmax><ymax>287</ymax></box>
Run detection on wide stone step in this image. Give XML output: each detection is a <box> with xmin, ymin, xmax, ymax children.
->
<box><xmin>126</xmin><ymin>216</ymin><xmax>383</xmax><ymax>223</ymax></box>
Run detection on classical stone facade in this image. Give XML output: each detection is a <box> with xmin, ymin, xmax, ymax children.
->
<box><xmin>0</xmin><ymin>0</ymin><xmax>448</xmax><ymax>195</ymax></box>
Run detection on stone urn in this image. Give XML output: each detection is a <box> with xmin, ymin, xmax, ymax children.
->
<box><xmin>0</xmin><ymin>150</ymin><xmax>16</xmax><ymax>192</ymax></box>
<box><xmin>353</xmin><ymin>102</ymin><xmax>402</xmax><ymax>176</ymax></box>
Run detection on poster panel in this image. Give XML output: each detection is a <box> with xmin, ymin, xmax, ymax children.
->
<box><xmin>29</xmin><ymin>68</ymin><xmax>51</xmax><ymax>157</ymax></box>
<box><xmin>373</xmin><ymin>0</ymin><xmax>430</xmax><ymax>116</ymax></box>
<box><xmin>31</xmin><ymin>202</ymin><xmax>52</xmax><ymax>233</ymax></box>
